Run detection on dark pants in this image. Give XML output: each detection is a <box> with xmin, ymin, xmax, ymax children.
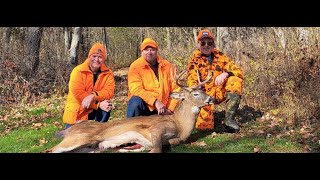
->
<box><xmin>126</xmin><ymin>96</ymin><xmax>157</xmax><ymax>118</ymax></box>
<box><xmin>65</xmin><ymin>108</ymin><xmax>111</xmax><ymax>129</ymax></box>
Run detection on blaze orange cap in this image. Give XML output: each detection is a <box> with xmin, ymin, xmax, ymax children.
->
<box><xmin>140</xmin><ymin>38</ymin><xmax>158</xmax><ymax>51</ymax></box>
<box><xmin>88</xmin><ymin>43</ymin><xmax>106</xmax><ymax>60</ymax></box>
<box><xmin>197</xmin><ymin>29</ymin><xmax>214</xmax><ymax>42</ymax></box>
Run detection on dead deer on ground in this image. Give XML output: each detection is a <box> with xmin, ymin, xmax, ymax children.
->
<box><xmin>47</xmin><ymin>69</ymin><xmax>214</xmax><ymax>153</ymax></box>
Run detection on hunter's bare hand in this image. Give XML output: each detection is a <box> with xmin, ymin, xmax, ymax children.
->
<box><xmin>99</xmin><ymin>100</ymin><xmax>113</xmax><ymax>112</ymax></box>
<box><xmin>154</xmin><ymin>100</ymin><xmax>166</xmax><ymax>115</ymax></box>
<box><xmin>81</xmin><ymin>94</ymin><xmax>94</xmax><ymax>109</ymax></box>
<box><xmin>161</xmin><ymin>109</ymin><xmax>174</xmax><ymax>115</ymax></box>
<box><xmin>215</xmin><ymin>72</ymin><xmax>229</xmax><ymax>86</ymax></box>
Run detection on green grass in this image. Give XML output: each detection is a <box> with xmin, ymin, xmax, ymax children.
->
<box><xmin>0</xmin><ymin>122</ymin><xmax>60</xmax><ymax>153</ymax></box>
<box><xmin>109</xmin><ymin>98</ymin><xmax>127</xmax><ymax>121</ymax></box>
<box><xmin>170</xmin><ymin>133</ymin><xmax>304</xmax><ymax>153</ymax></box>
<box><xmin>0</xmin><ymin>94</ymin><xmax>309</xmax><ymax>153</ymax></box>
<box><xmin>27</xmin><ymin>107</ymin><xmax>46</xmax><ymax>118</ymax></box>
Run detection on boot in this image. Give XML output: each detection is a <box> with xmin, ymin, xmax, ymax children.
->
<box><xmin>225</xmin><ymin>92</ymin><xmax>240</xmax><ymax>132</ymax></box>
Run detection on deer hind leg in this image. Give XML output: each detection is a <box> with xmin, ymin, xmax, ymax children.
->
<box><xmin>149</xmin><ymin>138</ymin><xmax>162</xmax><ymax>153</ymax></box>
<box><xmin>168</xmin><ymin>138</ymin><xmax>182</xmax><ymax>146</ymax></box>
<box><xmin>50</xmin><ymin>136</ymin><xmax>91</xmax><ymax>153</ymax></box>
<box><xmin>149</xmin><ymin>130</ymin><xmax>166</xmax><ymax>153</ymax></box>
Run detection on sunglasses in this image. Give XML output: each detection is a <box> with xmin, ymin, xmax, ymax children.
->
<box><xmin>200</xmin><ymin>41</ymin><xmax>213</xmax><ymax>47</ymax></box>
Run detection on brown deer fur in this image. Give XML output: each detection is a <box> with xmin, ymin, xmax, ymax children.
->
<box><xmin>47</xmin><ymin>71</ymin><xmax>214</xmax><ymax>153</ymax></box>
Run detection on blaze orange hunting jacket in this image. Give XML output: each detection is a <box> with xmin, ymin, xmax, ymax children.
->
<box><xmin>187</xmin><ymin>48</ymin><xmax>243</xmax><ymax>96</ymax></box>
<box><xmin>63</xmin><ymin>59</ymin><xmax>115</xmax><ymax>124</ymax></box>
<box><xmin>128</xmin><ymin>55</ymin><xmax>180</xmax><ymax>112</ymax></box>
<box><xmin>187</xmin><ymin>48</ymin><xmax>243</xmax><ymax>130</ymax></box>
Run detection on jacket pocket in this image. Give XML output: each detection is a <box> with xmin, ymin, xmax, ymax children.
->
<box><xmin>63</xmin><ymin>104</ymin><xmax>80</xmax><ymax>124</ymax></box>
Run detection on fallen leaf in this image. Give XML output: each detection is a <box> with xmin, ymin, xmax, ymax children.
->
<box><xmin>290</xmin><ymin>129</ymin><xmax>294</xmax><ymax>133</ymax></box>
<box><xmin>253</xmin><ymin>146</ymin><xmax>261</xmax><ymax>153</ymax></box>
<box><xmin>3</xmin><ymin>115</ymin><xmax>8</xmax><ymax>122</ymax></box>
<box><xmin>191</xmin><ymin>141</ymin><xmax>207</xmax><ymax>147</ymax></box>
<box><xmin>39</xmin><ymin>138</ymin><xmax>48</xmax><ymax>145</ymax></box>
<box><xmin>266</xmin><ymin>133</ymin><xmax>272</xmax><ymax>138</ymax></box>
<box><xmin>276</xmin><ymin>134</ymin><xmax>282</xmax><ymax>139</ymax></box>
<box><xmin>303</xmin><ymin>145</ymin><xmax>311</xmax><ymax>151</ymax></box>
<box><xmin>302</xmin><ymin>133</ymin><xmax>311</xmax><ymax>139</ymax></box>
<box><xmin>32</xmin><ymin>123</ymin><xmax>42</xmax><ymax>128</ymax></box>
<box><xmin>210</xmin><ymin>132</ymin><xmax>217</xmax><ymax>138</ymax></box>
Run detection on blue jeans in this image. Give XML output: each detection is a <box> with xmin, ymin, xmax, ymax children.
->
<box><xmin>65</xmin><ymin>108</ymin><xmax>111</xmax><ymax>129</ymax></box>
<box><xmin>126</xmin><ymin>96</ymin><xmax>157</xmax><ymax>118</ymax></box>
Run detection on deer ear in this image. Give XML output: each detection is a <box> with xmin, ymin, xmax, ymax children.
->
<box><xmin>170</xmin><ymin>92</ymin><xmax>185</xmax><ymax>99</ymax></box>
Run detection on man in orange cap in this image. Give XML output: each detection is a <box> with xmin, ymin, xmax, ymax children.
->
<box><xmin>126</xmin><ymin>38</ymin><xmax>180</xmax><ymax>117</ymax></box>
<box><xmin>186</xmin><ymin>29</ymin><xmax>243</xmax><ymax>132</ymax></box>
<box><xmin>63</xmin><ymin>42</ymin><xmax>115</xmax><ymax>129</ymax></box>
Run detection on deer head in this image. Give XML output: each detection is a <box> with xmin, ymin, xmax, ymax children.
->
<box><xmin>170</xmin><ymin>68</ymin><xmax>214</xmax><ymax>110</ymax></box>
<box><xmin>166</xmin><ymin>68</ymin><xmax>215</xmax><ymax>141</ymax></box>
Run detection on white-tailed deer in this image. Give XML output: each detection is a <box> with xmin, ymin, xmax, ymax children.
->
<box><xmin>47</xmin><ymin>70</ymin><xmax>214</xmax><ymax>153</ymax></box>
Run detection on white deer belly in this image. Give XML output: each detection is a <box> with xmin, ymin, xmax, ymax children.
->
<box><xmin>98</xmin><ymin>131</ymin><xmax>152</xmax><ymax>150</ymax></box>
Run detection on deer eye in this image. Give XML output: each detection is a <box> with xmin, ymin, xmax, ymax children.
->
<box><xmin>193</xmin><ymin>93</ymin><xmax>199</xmax><ymax>96</ymax></box>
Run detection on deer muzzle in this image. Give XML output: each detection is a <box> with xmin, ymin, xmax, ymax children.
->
<box><xmin>205</xmin><ymin>96</ymin><xmax>215</xmax><ymax>105</ymax></box>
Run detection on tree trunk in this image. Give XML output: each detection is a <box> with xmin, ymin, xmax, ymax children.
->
<box><xmin>192</xmin><ymin>28</ymin><xmax>197</xmax><ymax>44</ymax></box>
<box><xmin>166</xmin><ymin>27</ymin><xmax>171</xmax><ymax>50</ymax></box>
<box><xmin>25</xmin><ymin>27</ymin><xmax>43</xmax><ymax>78</ymax></box>
<box><xmin>69</xmin><ymin>27</ymin><xmax>82</xmax><ymax>65</ymax></box>
<box><xmin>2</xmin><ymin>27</ymin><xmax>12</xmax><ymax>62</ymax></box>
<box><xmin>136</xmin><ymin>27</ymin><xmax>145</xmax><ymax>59</ymax></box>
<box><xmin>297</xmin><ymin>27</ymin><xmax>309</xmax><ymax>45</ymax></box>
<box><xmin>64</xmin><ymin>27</ymin><xmax>71</xmax><ymax>53</ymax></box>
<box><xmin>216</xmin><ymin>27</ymin><xmax>229</xmax><ymax>50</ymax></box>
<box><xmin>102</xmin><ymin>27</ymin><xmax>108</xmax><ymax>61</ymax></box>
<box><xmin>272</xmin><ymin>27</ymin><xmax>286</xmax><ymax>49</ymax></box>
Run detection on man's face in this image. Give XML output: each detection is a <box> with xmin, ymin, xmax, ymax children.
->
<box><xmin>89</xmin><ymin>53</ymin><xmax>104</xmax><ymax>72</ymax></box>
<box><xmin>199</xmin><ymin>37</ymin><xmax>214</xmax><ymax>56</ymax></box>
<box><xmin>142</xmin><ymin>46</ymin><xmax>157</xmax><ymax>65</ymax></box>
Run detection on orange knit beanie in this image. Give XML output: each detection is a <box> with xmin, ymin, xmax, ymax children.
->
<box><xmin>88</xmin><ymin>43</ymin><xmax>106</xmax><ymax>60</ymax></box>
<box><xmin>140</xmin><ymin>38</ymin><xmax>158</xmax><ymax>51</ymax></box>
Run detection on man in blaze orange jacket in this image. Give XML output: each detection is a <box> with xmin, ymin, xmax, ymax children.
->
<box><xmin>187</xmin><ymin>29</ymin><xmax>243</xmax><ymax>132</ymax></box>
<box><xmin>127</xmin><ymin>38</ymin><xmax>180</xmax><ymax>117</ymax></box>
<box><xmin>63</xmin><ymin>43</ymin><xmax>115</xmax><ymax>129</ymax></box>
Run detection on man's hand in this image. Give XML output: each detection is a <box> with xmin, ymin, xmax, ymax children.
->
<box><xmin>154</xmin><ymin>100</ymin><xmax>166</xmax><ymax>115</ymax></box>
<box><xmin>81</xmin><ymin>94</ymin><xmax>94</xmax><ymax>109</ymax></box>
<box><xmin>162</xmin><ymin>109</ymin><xmax>174</xmax><ymax>115</ymax></box>
<box><xmin>215</xmin><ymin>72</ymin><xmax>229</xmax><ymax>86</ymax></box>
<box><xmin>99</xmin><ymin>100</ymin><xmax>114</xmax><ymax>112</ymax></box>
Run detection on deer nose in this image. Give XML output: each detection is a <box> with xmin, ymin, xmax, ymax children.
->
<box><xmin>206</xmin><ymin>96</ymin><xmax>216</xmax><ymax>105</ymax></box>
